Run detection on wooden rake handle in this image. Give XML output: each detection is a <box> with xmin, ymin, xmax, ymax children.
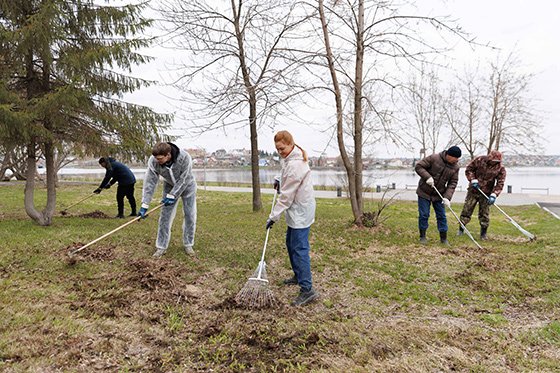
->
<box><xmin>61</xmin><ymin>193</ymin><xmax>96</xmax><ymax>212</ymax></box>
<box><xmin>71</xmin><ymin>203</ymin><xmax>164</xmax><ymax>255</ymax></box>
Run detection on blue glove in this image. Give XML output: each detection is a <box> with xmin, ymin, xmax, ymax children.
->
<box><xmin>138</xmin><ymin>207</ymin><xmax>148</xmax><ymax>219</ymax></box>
<box><xmin>161</xmin><ymin>194</ymin><xmax>176</xmax><ymax>206</ymax></box>
<box><xmin>266</xmin><ymin>219</ymin><xmax>274</xmax><ymax>230</ymax></box>
<box><xmin>488</xmin><ymin>193</ymin><xmax>496</xmax><ymax>205</ymax></box>
<box><xmin>471</xmin><ymin>179</ymin><xmax>479</xmax><ymax>189</ymax></box>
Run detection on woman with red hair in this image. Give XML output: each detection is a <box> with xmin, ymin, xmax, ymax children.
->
<box><xmin>266</xmin><ymin>130</ymin><xmax>318</xmax><ymax>306</ymax></box>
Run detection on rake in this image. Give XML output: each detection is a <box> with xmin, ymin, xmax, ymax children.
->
<box><xmin>476</xmin><ymin>187</ymin><xmax>536</xmax><ymax>241</ymax></box>
<box><xmin>235</xmin><ymin>191</ymin><xmax>278</xmax><ymax>309</ymax></box>
<box><xmin>60</xmin><ymin>193</ymin><xmax>96</xmax><ymax>215</ymax></box>
<box><xmin>432</xmin><ymin>185</ymin><xmax>483</xmax><ymax>249</ymax></box>
<box><xmin>66</xmin><ymin>203</ymin><xmax>164</xmax><ymax>265</ymax></box>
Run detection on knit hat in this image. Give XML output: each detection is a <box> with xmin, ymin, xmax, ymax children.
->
<box><xmin>488</xmin><ymin>150</ymin><xmax>502</xmax><ymax>162</ymax></box>
<box><xmin>446</xmin><ymin>146</ymin><xmax>462</xmax><ymax>158</ymax></box>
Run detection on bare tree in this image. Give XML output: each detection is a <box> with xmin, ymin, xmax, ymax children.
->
<box><xmin>404</xmin><ymin>65</ymin><xmax>445</xmax><ymax>157</ymax></box>
<box><xmin>485</xmin><ymin>52</ymin><xmax>542</xmax><ymax>153</ymax></box>
<box><xmin>311</xmin><ymin>0</ymin><xmax>469</xmax><ymax>226</ymax></box>
<box><xmin>157</xmin><ymin>0</ymin><xmax>309</xmax><ymax>211</ymax></box>
<box><xmin>443</xmin><ymin>67</ymin><xmax>484</xmax><ymax>160</ymax></box>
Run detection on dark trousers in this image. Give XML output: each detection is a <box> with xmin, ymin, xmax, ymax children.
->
<box><xmin>418</xmin><ymin>196</ymin><xmax>448</xmax><ymax>232</ymax></box>
<box><xmin>116</xmin><ymin>183</ymin><xmax>136</xmax><ymax>216</ymax></box>
<box><xmin>286</xmin><ymin>226</ymin><xmax>313</xmax><ymax>292</ymax></box>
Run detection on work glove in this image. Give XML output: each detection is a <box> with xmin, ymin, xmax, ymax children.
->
<box><xmin>266</xmin><ymin>219</ymin><xmax>275</xmax><ymax>230</ymax></box>
<box><xmin>426</xmin><ymin>177</ymin><xmax>435</xmax><ymax>187</ymax></box>
<box><xmin>273</xmin><ymin>176</ymin><xmax>281</xmax><ymax>192</ymax></box>
<box><xmin>161</xmin><ymin>194</ymin><xmax>176</xmax><ymax>206</ymax></box>
<box><xmin>93</xmin><ymin>188</ymin><xmax>102</xmax><ymax>194</ymax></box>
<box><xmin>442</xmin><ymin>198</ymin><xmax>451</xmax><ymax>208</ymax></box>
<box><xmin>488</xmin><ymin>193</ymin><xmax>497</xmax><ymax>205</ymax></box>
<box><xmin>138</xmin><ymin>207</ymin><xmax>148</xmax><ymax>219</ymax></box>
<box><xmin>471</xmin><ymin>179</ymin><xmax>479</xmax><ymax>189</ymax></box>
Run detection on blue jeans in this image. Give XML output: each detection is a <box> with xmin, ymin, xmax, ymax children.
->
<box><xmin>418</xmin><ymin>197</ymin><xmax>448</xmax><ymax>232</ymax></box>
<box><xmin>286</xmin><ymin>227</ymin><xmax>312</xmax><ymax>292</ymax></box>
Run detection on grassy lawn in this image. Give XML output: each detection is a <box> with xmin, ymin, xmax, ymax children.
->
<box><xmin>1</xmin><ymin>182</ymin><xmax>559</xmax><ymax>372</ymax></box>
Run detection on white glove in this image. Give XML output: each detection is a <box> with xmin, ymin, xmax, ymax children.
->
<box><xmin>442</xmin><ymin>198</ymin><xmax>451</xmax><ymax>207</ymax></box>
<box><xmin>426</xmin><ymin>177</ymin><xmax>434</xmax><ymax>187</ymax></box>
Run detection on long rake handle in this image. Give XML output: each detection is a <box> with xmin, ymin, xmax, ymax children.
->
<box><xmin>256</xmin><ymin>191</ymin><xmax>279</xmax><ymax>280</ymax></box>
<box><xmin>432</xmin><ymin>185</ymin><xmax>483</xmax><ymax>250</ymax></box>
<box><xmin>71</xmin><ymin>204</ymin><xmax>164</xmax><ymax>255</ymax></box>
<box><xmin>475</xmin><ymin>187</ymin><xmax>535</xmax><ymax>240</ymax></box>
<box><xmin>62</xmin><ymin>193</ymin><xmax>96</xmax><ymax>212</ymax></box>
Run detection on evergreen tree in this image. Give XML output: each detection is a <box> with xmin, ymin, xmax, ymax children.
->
<box><xmin>0</xmin><ymin>0</ymin><xmax>169</xmax><ymax>225</ymax></box>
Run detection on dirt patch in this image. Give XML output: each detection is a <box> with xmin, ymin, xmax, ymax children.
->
<box><xmin>77</xmin><ymin>210</ymin><xmax>111</xmax><ymax>219</ymax></box>
<box><xmin>63</xmin><ymin>242</ymin><xmax>115</xmax><ymax>262</ymax></box>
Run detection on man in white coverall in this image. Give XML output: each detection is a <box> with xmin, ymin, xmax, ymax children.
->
<box><xmin>138</xmin><ymin>142</ymin><xmax>197</xmax><ymax>258</ymax></box>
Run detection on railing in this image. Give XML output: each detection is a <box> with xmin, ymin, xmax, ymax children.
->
<box><xmin>521</xmin><ymin>187</ymin><xmax>550</xmax><ymax>195</ymax></box>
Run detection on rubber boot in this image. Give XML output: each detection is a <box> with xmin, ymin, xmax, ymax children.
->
<box><xmin>440</xmin><ymin>231</ymin><xmax>450</xmax><ymax>246</ymax></box>
<box><xmin>457</xmin><ymin>226</ymin><xmax>464</xmax><ymax>236</ymax></box>
<box><xmin>480</xmin><ymin>227</ymin><xmax>488</xmax><ymax>240</ymax></box>
<box><xmin>419</xmin><ymin>229</ymin><xmax>428</xmax><ymax>244</ymax></box>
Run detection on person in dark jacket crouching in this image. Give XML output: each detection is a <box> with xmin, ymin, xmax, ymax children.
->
<box><xmin>414</xmin><ymin>146</ymin><xmax>462</xmax><ymax>245</ymax></box>
<box><xmin>95</xmin><ymin>157</ymin><xmax>137</xmax><ymax>218</ymax></box>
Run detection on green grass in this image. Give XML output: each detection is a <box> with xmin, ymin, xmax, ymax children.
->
<box><xmin>1</xmin><ymin>182</ymin><xmax>559</xmax><ymax>371</ymax></box>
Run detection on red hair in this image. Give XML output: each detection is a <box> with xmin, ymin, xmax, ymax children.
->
<box><xmin>274</xmin><ymin>131</ymin><xmax>308</xmax><ymax>161</ymax></box>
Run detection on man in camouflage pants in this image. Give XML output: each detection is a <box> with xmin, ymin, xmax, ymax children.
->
<box><xmin>459</xmin><ymin>150</ymin><xmax>506</xmax><ymax>240</ymax></box>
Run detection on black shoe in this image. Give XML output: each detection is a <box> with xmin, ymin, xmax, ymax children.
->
<box><xmin>419</xmin><ymin>229</ymin><xmax>427</xmax><ymax>244</ymax></box>
<box><xmin>282</xmin><ymin>276</ymin><xmax>298</xmax><ymax>286</ymax></box>
<box><xmin>440</xmin><ymin>231</ymin><xmax>450</xmax><ymax>246</ymax></box>
<box><xmin>480</xmin><ymin>227</ymin><xmax>488</xmax><ymax>240</ymax></box>
<box><xmin>129</xmin><ymin>212</ymin><xmax>137</xmax><ymax>217</ymax></box>
<box><xmin>292</xmin><ymin>288</ymin><xmax>319</xmax><ymax>306</ymax></box>
<box><xmin>115</xmin><ymin>214</ymin><xmax>125</xmax><ymax>219</ymax></box>
<box><xmin>457</xmin><ymin>227</ymin><xmax>464</xmax><ymax>236</ymax></box>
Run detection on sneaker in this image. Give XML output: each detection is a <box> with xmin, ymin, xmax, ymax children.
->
<box><xmin>292</xmin><ymin>288</ymin><xmax>319</xmax><ymax>306</ymax></box>
<box><xmin>282</xmin><ymin>276</ymin><xmax>298</xmax><ymax>286</ymax></box>
<box><xmin>419</xmin><ymin>237</ymin><xmax>428</xmax><ymax>244</ymax></box>
<box><xmin>152</xmin><ymin>248</ymin><xmax>166</xmax><ymax>258</ymax></box>
<box><xmin>184</xmin><ymin>245</ymin><xmax>195</xmax><ymax>256</ymax></box>
<box><xmin>457</xmin><ymin>227</ymin><xmax>464</xmax><ymax>236</ymax></box>
<box><xmin>440</xmin><ymin>239</ymin><xmax>450</xmax><ymax>246</ymax></box>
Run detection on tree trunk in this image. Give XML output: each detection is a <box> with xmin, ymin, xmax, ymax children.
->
<box><xmin>352</xmin><ymin>0</ymin><xmax>365</xmax><ymax>225</ymax></box>
<box><xmin>318</xmin><ymin>0</ymin><xmax>361</xmax><ymax>224</ymax></box>
<box><xmin>232</xmin><ymin>0</ymin><xmax>262</xmax><ymax>211</ymax></box>
<box><xmin>249</xmin><ymin>97</ymin><xmax>262</xmax><ymax>212</ymax></box>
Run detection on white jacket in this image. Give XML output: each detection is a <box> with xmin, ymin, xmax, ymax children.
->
<box><xmin>269</xmin><ymin>146</ymin><xmax>316</xmax><ymax>228</ymax></box>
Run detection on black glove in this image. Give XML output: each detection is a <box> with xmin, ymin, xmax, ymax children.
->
<box><xmin>266</xmin><ymin>219</ymin><xmax>275</xmax><ymax>230</ymax></box>
<box><xmin>273</xmin><ymin>177</ymin><xmax>280</xmax><ymax>192</ymax></box>
<box><xmin>93</xmin><ymin>188</ymin><xmax>102</xmax><ymax>194</ymax></box>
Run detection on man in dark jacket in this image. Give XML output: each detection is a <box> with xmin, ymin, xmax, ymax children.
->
<box><xmin>415</xmin><ymin>146</ymin><xmax>462</xmax><ymax>244</ymax></box>
<box><xmin>94</xmin><ymin>157</ymin><xmax>137</xmax><ymax>218</ymax></box>
<box><xmin>459</xmin><ymin>150</ymin><xmax>506</xmax><ymax>240</ymax></box>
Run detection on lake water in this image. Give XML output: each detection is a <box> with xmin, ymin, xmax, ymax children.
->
<box><xmin>54</xmin><ymin>166</ymin><xmax>560</xmax><ymax>195</ymax></box>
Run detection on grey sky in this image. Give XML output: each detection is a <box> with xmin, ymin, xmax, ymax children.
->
<box><xmin>127</xmin><ymin>0</ymin><xmax>559</xmax><ymax>157</ymax></box>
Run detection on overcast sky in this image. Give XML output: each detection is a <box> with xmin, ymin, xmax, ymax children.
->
<box><xmin>127</xmin><ymin>0</ymin><xmax>559</xmax><ymax>157</ymax></box>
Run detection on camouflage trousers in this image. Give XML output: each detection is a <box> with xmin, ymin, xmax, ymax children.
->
<box><xmin>460</xmin><ymin>189</ymin><xmax>490</xmax><ymax>228</ymax></box>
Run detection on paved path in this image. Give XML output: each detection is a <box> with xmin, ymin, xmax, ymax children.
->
<box><xmin>536</xmin><ymin>203</ymin><xmax>560</xmax><ymax>219</ymax></box>
<box><xmin>198</xmin><ymin>185</ymin><xmax>560</xmax><ymax>207</ymax></box>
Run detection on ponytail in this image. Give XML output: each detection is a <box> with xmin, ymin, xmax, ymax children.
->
<box><xmin>274</xmin><ymin>130</ymin><xmax>308</xmax><ymax>161</ymax></box>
